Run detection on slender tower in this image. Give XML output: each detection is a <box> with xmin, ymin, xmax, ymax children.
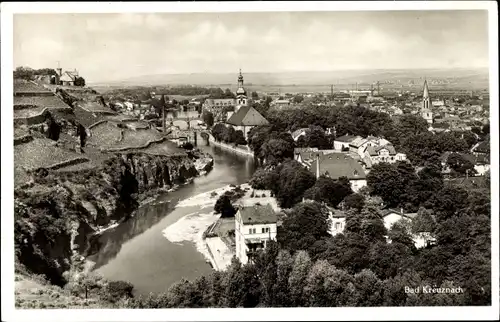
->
<box><xmin>421</xmin><ymin>79</ymin><xmax>433</xmax><ymax>124</ymax></box>
<box><xmin>235</xmin><ymin>69</ymin><xmax>247</xmax><ymax>110</ymax></box>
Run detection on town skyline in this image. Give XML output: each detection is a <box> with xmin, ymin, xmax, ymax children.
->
<box><xmin>13</xmin><ymin>10</ymin><xmax>489</xmax><ymax>83</ymax></box>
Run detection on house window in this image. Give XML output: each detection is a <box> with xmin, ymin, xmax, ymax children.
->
<box><xmin>262</xmin><ymin>227</ymin><xmax>270</xmax><ymax>233</ymax></box>
<box><xmin>249</xmin><ymin>228</ymin><xmax>256</xmax><ymax>234</ymax></box>
<box><xmin>335</xmin><ymin>222</ymin><xmax>341</xmax><ymax>230</ymax></box>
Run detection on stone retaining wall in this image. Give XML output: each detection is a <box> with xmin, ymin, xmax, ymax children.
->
<box><xmin>208</xmin><ymin>135</ymin><xmax>255</xmax><ymax>157</ymax></box>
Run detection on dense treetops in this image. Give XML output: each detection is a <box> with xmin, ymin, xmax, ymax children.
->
<box><xmin>126</xmin><ymin>172</ymin><xmax>490</xmax><ymax>307</ymax></box>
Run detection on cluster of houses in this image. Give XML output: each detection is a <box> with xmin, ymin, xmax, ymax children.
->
<box><xmin>291</xmin><ymin>131</ymin><xmax>408</xmax><ymax>192</ymax></box>
<box><xmin>327</xmin><ymin>205</ymin><xmax>436</xmax><ymax>249</ymax></box>
<box><xmin>233</xmin><ymin>196</ymin><xmax>437</xmax><ymax>266</ymax></box>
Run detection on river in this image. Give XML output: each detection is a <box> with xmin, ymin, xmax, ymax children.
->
<box><xmin>86</xmin><ymin>144</ymin><xmax>257</xmax><ymax>296</ymax></box>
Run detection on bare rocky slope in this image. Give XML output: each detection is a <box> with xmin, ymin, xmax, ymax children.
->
<box><xmin>14</xmin><ymin>151</ymin><xmax>200</xmax><ymax>286</ymax></box>
<box><xmin>13</xmin><ymin>85</ymin><xmax>213</xmax><ymax>291</ymax></box>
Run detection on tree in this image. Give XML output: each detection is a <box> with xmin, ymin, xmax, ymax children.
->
<box><xmin>304</xmin><ymin>260</ymin><xmax>357</xmax><ymax>307</ymax></box>
<box><xmin>278</xmin><ymin>202</ymin><xmax>330</xmax><ymax>254</ymax></box>
<box><xmin>233</xmin><ymin>130</ymin><xmax>247</xmax><ymax>145</ymax></box>
<box><xmin>211</xmin><ymin>123</ymin><xmax>227</xmax><ymax>142</ymax></box>
<box><xmin>353</xmin><ymin>269</ymin><xmax>384</xmax><ymax>306</ymax></box>
<box><xmin>366</xmin><ymin>163</ymin><xmax>405</xmax><ymax>207</ymax></box>
<box><xmin>411</xmin><ymin>208</ymin><xmax>436</xmax><ymax>235</ymax></box>
<box><xmin>259</xmin><ymin>134</ymin><xmax>295</xmax><ymax>165</ymax></box>
<box><xmin>202</xmin><ymin>111</ymin><xmax>214</xmax><ymax>127</ymax></box>
<box><xmin>249</xmin><ymin>168</ymin><xmax>279</xmax><ymax>191</ymax></box>
<box><xmin>247</xmin><ymin>125</ymin><xmax>272</xmax><ymax>159</ymax></box>
<box><xmin>223</xmin><ymin>126</ymin><xmax>236</xmax><ymax>143</ymax></box>
<box><xmin>396</xmin><ymin>114</ymin><xmax>429</xmax><ymax>138</ymax></box>
<box><xmin>342</xmin><ymin>193</ymin><xmax>365</xmax><ymax>211</ymax></box>
<box><xmin>303</xmin><ymin>125</ymin><xmax>331</xmax><ymax>149</ymax></box>
<box><xmin>224</xmin><ymin>88</ymin><xmax>235</xmax><ymax>99</ymax></box>
<box><xmin>303</xmin><ymin>176</ymin><xmax>353</xmax><ymax>208</ymax></box>
<box><xmin>272</xmin><ymin>250</ymin><xmax>294</xmax><ymax>307</ymax></box>
<box><xmin>446</xmin><ymin>153</ymin><xmax>477</xmax><ymax>177</ymax></box>
<box><xmin>251</xmin><ymin>91</ymin><xmax>259</xmax><ymax>100</ymax></box>
<box><xmin>293</xmin><ymin>95</ymin><xmax>304</xmax><ymax>104</ymax></box>
<box><xmin>275</xmin><ymin>160</ymin><xmax>316</xmax><ymax>208</ymax></box>
<box><xmin>425</xmin><ymin>186</ymin><xmax>468</xmax><ymax>222</ymax></box>
<box><xmin>287</xmin><ymin>250</ymin><xmax>312</xmax><ymax>306</ymax></box>
<box><xmin>14</xmin><ymin>66</ymin><xmax>58</xmax><ymax>80</ymax></box>
<box><xmin>74</xmin><ymin>77</ymin><xmax>86</xmax><ymax>87</ymax></box>
<box><xmin>214</xmin><ymin>195</ymin><xmax>236</xmax><ymax>218</ymax></box>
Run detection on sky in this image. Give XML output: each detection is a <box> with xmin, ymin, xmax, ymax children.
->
<box><xmin>13</xmin><ymin>10</ymin><xmax>489</xmax><ymax>83</ymax></box>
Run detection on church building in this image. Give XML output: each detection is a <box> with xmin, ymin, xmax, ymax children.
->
<box><xmin>421</xmin><ymin>79</ymin><xmax>434</xmax><ymax>125</ymax></box>
<box><xmin>226</xmin><ymin>70</ymin><xmax>269</xmax><ymax>140</ymax></box>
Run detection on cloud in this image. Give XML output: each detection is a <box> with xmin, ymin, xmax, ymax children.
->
<box><xmin>12</xmin><ymin>11</ymin><xmax>490</xmax><ymax>81</ymax></box>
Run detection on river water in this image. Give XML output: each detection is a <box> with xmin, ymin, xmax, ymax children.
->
<box><xmin>86</xmin><ymin>144</ymin><xmax>256</xmax><ymax>296</ymax></box>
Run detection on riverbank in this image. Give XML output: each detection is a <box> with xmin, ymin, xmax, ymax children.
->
<box><xmin>209</xmin><ymin>136</ymin><xmax>255</xmax><ymax>158</ymax></box>
<box><xmin>162</xmin><ymin>183</ymin><xmax>280</xmax><ymax>271</ymax></box>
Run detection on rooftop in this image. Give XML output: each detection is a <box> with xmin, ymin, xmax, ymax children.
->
<box><xmin>239</xmin><ymin>204</ymin><xmax>277</xmax><ymax>225</ymax></box>
<box><xmin>226</xmin><ymin>105</ymin><xmax>269</xmax><ymax>127</ymax></box>
<box><xmin>381</xmin><ymin>208</ymin><xmax>417</xmax><ymax>220</ymax></box>
<box><xmin>366</xmin><ymin>144</ymin><xmax>397</xmax><ymax>156</ymax></box>
<box><xmin>310</xmin><ymin>153</ymin><xmax>366</xmax><ymax>180</ymax></box>
<box><xmin>349</xmin><ymin>137</ymin><xmax>368</xmax><ymax>148</ymax></box>
<box><xmin>335</xmin><ymin>135</ymin><xmax>360</xmax><ymax>143</ymax></box>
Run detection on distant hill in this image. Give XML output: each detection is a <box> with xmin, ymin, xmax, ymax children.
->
<box><xmin>89</xmin><ymin>68</ymin><xmax>489</xmax><ymax>91</ymax></box>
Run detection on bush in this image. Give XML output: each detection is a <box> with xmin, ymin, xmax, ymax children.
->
<box><xmin>214</xmin><ymin>195</ymin><xmax>236</xmax><ymax>218</ymax></box>
<box><xmin>101</xmin><ymin>281</ymin><xmax>134</xmax><ymax>303</ymax></box>
<box><xmin>181</xmin><ymin>142</ymin><xmax>194</xmax><ymax>150</ymax></box>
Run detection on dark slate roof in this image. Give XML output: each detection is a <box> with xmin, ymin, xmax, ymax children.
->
<box><xmin>226</xmin><ymin>105</ymin><xmax>269</xmax><ymax>126</ymax></box>
<box><xmin>239</xmin><ymin>204</ymin><xmax>277</xmax><ymax>225</ymax></box>
<box><xmin>309</xmin><ymin>153</ymin><xmax>366</xmax><ymax>180</ymax></box>
<box><xmin>366</xmin><ymin>145</ymin><xmax>397</xmax><ymax>156</ymax></box>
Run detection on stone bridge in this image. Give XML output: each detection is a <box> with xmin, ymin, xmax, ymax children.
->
<box><xmin>166</xmin><ymin>115</ymin><xmax>203</xmax><ymax>130</ymax></box>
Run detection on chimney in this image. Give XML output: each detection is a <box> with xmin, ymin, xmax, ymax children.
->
<box><xmin>316</xmin><ymin>153</ymin><xmax>320</xmax><ymax>179</ymax></box>
<box><xmin>162</xmin><ymin>94</ymin><xmax>166</xmax><ymax>133</ymax></box>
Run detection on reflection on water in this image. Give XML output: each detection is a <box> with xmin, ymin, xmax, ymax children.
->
<box><xmin>86</xmin><ymin>201</ymin><xmax>174</xmax><ymax>270</ymax></box>
<box><xmin>86</xmin><ymin>144</ymin><xmax>257</xmax><ymax>294</ymax></box>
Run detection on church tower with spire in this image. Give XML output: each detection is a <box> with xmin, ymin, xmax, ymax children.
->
<box><xmin>421</xmin><ymin>79</ymin><xmax>433</xmax><ymax>125</ymax></box>
<box><xmin>235</xmin><ymin>69</ymin><xmax>248</xmax><ymax>111</ymax></box>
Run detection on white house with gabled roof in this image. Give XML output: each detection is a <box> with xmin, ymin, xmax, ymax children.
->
<box><xmin>235</xmin><ymin>204</ymin><xmax>277</xmax><ymax>265</ymax></box>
